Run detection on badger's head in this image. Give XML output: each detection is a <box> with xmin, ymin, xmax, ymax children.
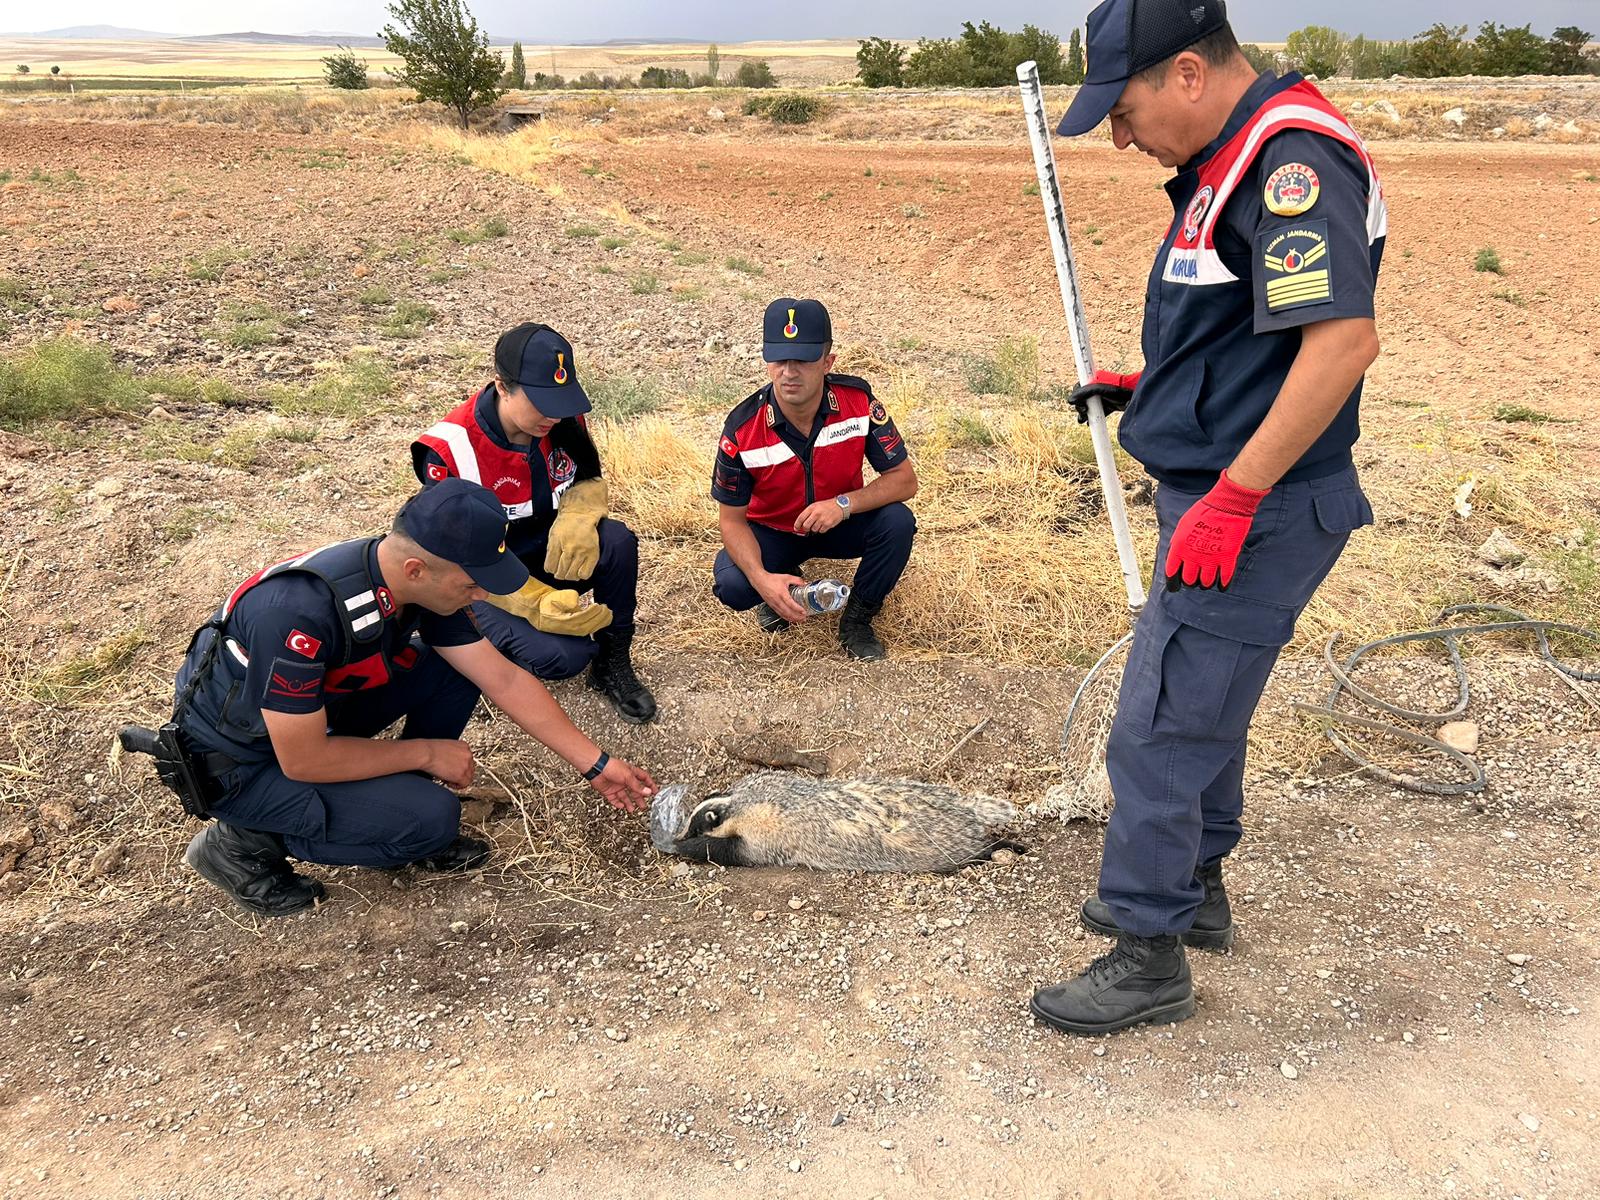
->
<box><xmin>671</xmin><ymin>793</ymin><xmax>779</xmax><ymax>868</ymax></box>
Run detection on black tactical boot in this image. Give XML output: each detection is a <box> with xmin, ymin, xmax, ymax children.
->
<box><xmin>1030</xmin><ymin>933</ymin><xmax>1195</xmax><ymax>1035</ymax></box>
<box><xmin>837</xmin><ymin>593</ymin><xmax>886</xmax><ymax>661</ymax></box>
<box><xmin>587</xmin><ymin>628</ymin><xmax>657</xmax><ymax>724</ymax></box>
<box><xmin>185</xmin><ymin>822</ymin><xmax>324</xmax><ymax>917</ymax></box>
<box><xmin>413</xmin><ymin>834</ymin><xmax>491</xmax><ymax>873</ymax></box>
<box><xmin>754</xmin><ymin>602</ymin><xmax>790</xmax><ymax>634</ymax></box>
<box><xmin>1080</xmin><ymin>859</ymin><xmax>1236</xmax><ymax>950</ymax></box>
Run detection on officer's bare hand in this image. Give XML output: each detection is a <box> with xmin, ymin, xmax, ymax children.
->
<box><xmin>756</xmin><ymin>572</ymin><xmax>810</xmax><ymax>623</ymax></box>
<box><xmin>793</xmin><ymin>500</ymin><xmax>846</xmax><ymax>535</ymax></box>
<box><xmin>590</xmin><ymin>757</ymin><xmax>656</xmax><ymax>813</ymax></box>
<box><xmin>422</xmin><ymin>739</ymin><xmax>475</xmax><ymax>790</ymax></box>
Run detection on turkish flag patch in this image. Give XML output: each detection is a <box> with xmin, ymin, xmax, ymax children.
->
<box><xmin>426</xmin><ymin>462</ymin><xmax>448</xmax><ymax>481</ymax></box>
<box><xmin>285</xmin><ymin>629</ymin><xmax>323</xmax><ymax>658</ymax></box>
<box><xmin>719</xmin><ymin>435</ymin><xmax>739</xmax><ymax>458</ymax></box>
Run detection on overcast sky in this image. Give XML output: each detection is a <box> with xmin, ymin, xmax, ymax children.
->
<box><xmin>10</xmin><ymin>1</ymin><xmax>1596</xmax><ymax>42</ymax></box>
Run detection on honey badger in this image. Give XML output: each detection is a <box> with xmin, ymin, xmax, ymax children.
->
<box><xmin>651</xmin><ymin>773</ymin><xmax>1026</xmax><ymax>873</ymax></box>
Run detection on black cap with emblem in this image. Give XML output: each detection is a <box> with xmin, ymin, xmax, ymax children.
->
<box><xmin>1058</xmin><ymin>0</ymin><xmax>1230</xmax><ymax>137</ymax></box>
<box><xmin>762</xmin><ymin>298</ymin><xmax>832</xmax><ymax>363</ymax></box>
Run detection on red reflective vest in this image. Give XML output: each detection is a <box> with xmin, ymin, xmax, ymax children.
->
<box><xmin>726</xmin><ymin>380</ymin><xmax>877</xmax><ymax>533</ymax></box>
<box><xmin>411</xmin><ymin>390</ymin><xmax>583</xmax><ymax>522</ymax></box>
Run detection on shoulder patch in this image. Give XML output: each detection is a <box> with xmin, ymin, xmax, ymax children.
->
<box><xmin>285</xmin><ymin>629</ymin><xmax>322</xmax><ymax>659</ymax></box>
<box><xmin>869</xmin><ymin>400</ymin><xmax>888</xmax><ymax>425</ymax></box>
<box><xmin>1260</xmin><ymin>219</ymin><xmax>1333</xmax><ymax>313</ymax></box>
<box><xmin>265</xmin><ymin>656</ymin><xmax>325</xmax><ymax>704</ymax></box>
<box><xmin>1264</xmin><ymin>162</ymin><xmax>1321</xmax><ymax>217</ymax></box>
<box><xmin>719</xmin><ymin>434</ymin><xmax>739</xmax><ymax>458</ymax></box>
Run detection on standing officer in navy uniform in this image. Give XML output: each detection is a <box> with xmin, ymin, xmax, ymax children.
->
<box><xmin>1029</xmin><ymin>0</ymin><xmax>1384</xmax><ymax>1034</ymax></box>
<box><xmin>174</xmin><ymin>478</ymin><xmax>655</xmax><ymax>917</ymax></box>
<box><xmin>711</xmin><ymin>298</ymin><xmax>919</xmax><ymax>660</ymax></box>
<box><xmin>413</xmin><ymin>323</ymin><xmax>656</xmax><ymax>724</ymax></box>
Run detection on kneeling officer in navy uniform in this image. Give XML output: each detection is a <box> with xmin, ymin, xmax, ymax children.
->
<box><xmin>165</xmin><ymin>479</ymin><xmax>655</xmax><ymax>917</ymax></box>
<box><xmin>711</xmin><ymin>298</ymin><xmax>919</xmax><ymax>660</ymax></box>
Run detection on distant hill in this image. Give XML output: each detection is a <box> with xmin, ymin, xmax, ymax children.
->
<box><xmin>6</xmin><ymin>25</ymin><xmax>176</xmax><ymax>38</ymax></box>
<box><xmin>179</xmin><ymin>31</ymin><xmax>386</xmax><ymax>47</ymax></box>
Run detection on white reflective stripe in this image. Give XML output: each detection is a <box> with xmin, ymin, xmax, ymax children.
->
<box><xmin>506</xmin><ymin>499</ymin><xmax>536</xmax><ymax>519</ymax></box>
<box><xmin>350</xmin><ymin>612</ymin><xmax>382</xmax><ymax>633</ymax></box>
<box><xmin>550</xmin><ymin>478</ymin><xmax>573</xmax><ymax>510</ymax></box>
<box><xmin>344</xmin><ymin>590</ymin><xmax>375</xmax><ymax>611</ymax></box>
<box><xmin>815</xmin><ymin>416</ymin><xmax>869</xmax><ymax>448</ymax></box>
<box><xmin>420</xmin><ymin>421</ymin><xmax>481</xmax><ymax>484</ymax></box>
<box><xmin>1163</xmin><ymin>246</ymin><xmax>1237</xmax><ymax>286</ymax></box>
<box><xmin>740</xmin><ymin>442</ymin><xmax>797</xmax><ymax>469</ymax></box>
<box><xmin>224</xmin><ymin>638</ymin><xmax>249</xmax><ymax>666</ymax></box>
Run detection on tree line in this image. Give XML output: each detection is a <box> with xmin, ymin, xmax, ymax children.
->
<box><xmin>857</xmin><ymin>21</ymin><xmax>1596</xmax><ymax>87</ymax></box>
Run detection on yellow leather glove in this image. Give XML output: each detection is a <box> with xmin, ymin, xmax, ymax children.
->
<box><xmin>486</xmin><ymin>577</ymin><xmax>613</xmax><ymax>637</ymax></box>
<box><xmin>544</xmin><ymin>478</ymin><xmax>608</xmax><ymax>581</ymax></box>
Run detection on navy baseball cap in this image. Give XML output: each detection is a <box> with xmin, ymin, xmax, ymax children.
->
<box><xmin>1058</xmin><ymin>0</ymin><xmax>1230</xmax><ymax>136</ymax></box>
<box><xmin>762</xmin><ymin>298</ymin><xmax>832</xmax><ymax>363</ymax></box>
<box><xmin>398</xmin><ymin>477</ymin><xmax>529</xmax><ymax>595</ymax></box>
<box><xmin>494</xmin><ymin>323</ymin><xmax>591</xmax><ymax>419</ymax></box>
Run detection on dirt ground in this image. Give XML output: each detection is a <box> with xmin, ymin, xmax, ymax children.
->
<box><xmin>2</xmin><ymin>92</ymin><xmax>1599</xmax><ymax>1198</ymax></box>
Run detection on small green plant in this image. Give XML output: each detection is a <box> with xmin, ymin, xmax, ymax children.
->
<box><xmin>357</xmin><ymin>285</ymin><xmax>394</xmax><ymax>308</ymax></box>
<box><xmin>587</xmin><ymin>373</ymin><xmax>663</xmax><ymax>419</ymax></box>
<box><xmin>948</xmin><ymin>413</ymin><xmax>999</xmax><ymax>448</ymax></box>
<box><xmin>299</xmin><ymin>149</ymin><xmax>347</xmax><ymax>170</ymax></box>
<box><xmin>902</xmin><ymin>203</ymin><xmax>924</xmax><ymax>218</ymax></box>
<box><xmin>1022</xmin><ymin>181</ymin><xmax>1039</xmax><ymax>196</ymax></box>
<box><xmin>0</xmin><ymin>277</ymin><xmax>32</xmax><ymax>313</ymax></box>
<box><xmin>1474</xmin><ymin>246</ymin><xmax>1503</xmax><ymax>274</ymax></box>
<box><xmin>0</xmin><ymin>338</ymin><xmax>148</xmax><ymax>426</ymax></box>
<box><xmin>631</xmin><ymin>273</ymin><xmax>661</xmax><ymax>295</ymax></box>
<box><xmin>600</xmin><ymin>235</ymin><xmax>627</xmax><ymax>250</ymax></box>
<box><xmin>380</xmin><ymin>299</ymin><xmax>435</xmax><ymax>339</ymax></box>
<box><xmin>675</xmin><ymin>250</ymin><xmax>709</xmax><ymax>266</ymax></box>
<box><xmin>725</xmin><ymin>255</ymin><xmax>763</xmax><ymax>276</ymax></box>
<box><xmin>1490</xmin><ymin>287</ymin><xmax>1526</xmax><ymax>307</ymax></box>
<box><xmin>1492</xmin><ymin>403</ymin><xmax>1561</xmax><ymax>424</ymax></box>
<box><xmin>565</xmin><ymin>225</ymin><xmax>601</xmax><ymax>239</ymax></box>
<box><xmin>272</xmin><ymin>355</ymin><xmax>393</xmax><ymax>418</ymax></box>
<box><xmin>447</xmin><ymin>215</ymin><xmax>510</xmax><ymax>244</ymax></box>
<box><xmin>763</xmin><ymin>93</ymin><xmax>824</xmax><ymax>125</ymax></box>
<box><xmin>658</xmin><ymin>236</ymin><xmax>683</xmax><ymax>252</ymax></box>
<box><xmin>185</xmin><ymin>246</ymin><xmax>244</xmax><ymax>281</ymax></box>
<box><xmin>962</xmin><ymin>336</ymin><xmax>1040</xmax><ymax>399</ymax></box>
<box><xmin>31</xmin><ymin>629</ymin><xmax>151</xmax><ymax>705</ymax></box>
<box><xmin>160</xmin><ymin>505</ymin><xmax>207</xmax><ymax>543</ymax></box>
<box><xmin>863</xmin><ymin>166</ymin><xmax>874</xmax><ymax>177</ymax></box>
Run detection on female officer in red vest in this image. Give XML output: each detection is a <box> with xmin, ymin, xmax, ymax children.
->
<box><xmin>711</xmin><ymin>298</ymin><xmax>919</xmax><ymax>660</ymax></box>
<box><xmin>412</xmin><ymin>323</ymin><xmax>655</xmax><ymax>724</ymax></box>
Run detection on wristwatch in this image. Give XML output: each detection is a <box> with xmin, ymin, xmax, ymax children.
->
<box><xmin>835</xmin><ymin>495</ymin><xmax>851</xmax><ymax>517</ymax></box>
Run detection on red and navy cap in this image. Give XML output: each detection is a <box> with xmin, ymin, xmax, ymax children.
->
<box><xmin>398</xmin><ymin>477</ymin><xmax>529</xmax><ymax>595</ymax></box>
<box><xmin>493</xmin><ymin>322</ymin><xmax>591</xmax><ymax>419</ymax></box>
<box><xmin>762</xmin><ymin>297</ymin><xmax>832</xmax><ymax>363</ymax></box>
<box><xmin>1058</xmin><ymin>0</ymin><xmax>1230</xmax><ymax>136</ymax></box>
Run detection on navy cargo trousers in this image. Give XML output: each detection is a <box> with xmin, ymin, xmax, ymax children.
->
<box><xmin>205</xmin><ymin>648</ymin><xmax>481</xmax><ymax>868</ymax></box>
<box><xmin>1099</xmin><ymin>466</ymin><xmax>1373</xmax><ymax>937</ymax></box>
<box><xmin>712</xmin><ymin>502</ymin><xmax>918</xmax><ymax>609</ymax></box>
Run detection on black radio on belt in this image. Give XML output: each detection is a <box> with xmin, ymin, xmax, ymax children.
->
<box><xmin>118</xmin><ymin>722</ymin><xmax>223</xmax><ymax>819</ymax></box>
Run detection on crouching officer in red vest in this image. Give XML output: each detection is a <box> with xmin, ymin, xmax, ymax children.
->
<box><xmin>711</xmin><ymin>298</ymin><xmax>919</xmax><ymax>660</ymax></box>
<box><xmin>412</xmin><ymin>323</ymin><xmax>656</xmax><ymax>724</ymax></box>
<box><xmin>1029</xmin><ymin>0</ymin><xmax>1382</xmax><ymax>1035</ymax></box>
<box><xmin>169</xmin><ymin>479</ymin><xmax>655</xmax><ymax>917</ymax></box>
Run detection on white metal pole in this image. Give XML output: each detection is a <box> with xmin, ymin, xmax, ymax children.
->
<box><xmin>1017</xmin><ymin>61</ymin><xmax>1145</xmax><ymax>614</ymax></box>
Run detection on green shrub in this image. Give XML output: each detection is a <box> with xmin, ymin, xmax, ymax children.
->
<box><xmin>1474</xmin><ymin>246</ymin><xmax>1503</xmax><ymax>274</ymax></box>
<box><xmin>275</xmin><ymin>355</ymin><xmax>393</xmax><ymax>417</ymax></box>
<box><xmin>381</xmin><ymin>299</ymin><xmax>435</xmax><ymax>338</ymax></box>
<box><xmin>724</xmin><ymin>255</ymin><xmax>763</xmax><ymax>276</ymax></box>
<box><xmin>962</xmin><ymin>336</ymin><xmax>1040</xmax><ymax>399</ymax></box>
<box><xmin>587</xmin><ymin>374</ymin><xmax>662</xmax><ymax>419</ymax></box>
<box><xmin>0</xmin><ymin>339</ymin><xmax>148</xmax><ymax>426</ymax></box>
<box><xmin>763</xmin><ymin>93</ymin><xmax>824</xmax><ymax>125</ymax></box>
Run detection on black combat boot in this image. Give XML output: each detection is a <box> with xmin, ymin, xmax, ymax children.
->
<box><xmin>587</xmin><ymin>628</ymin><xmax>657</xmax><ymax>724</ymax></box>
<box><xmin>185</xmin><ymin>822</ymin><xmax>324</xmax><ymax>917</ymax></box>
<box><xmin>754</xmin><ymin>602</ymin><xmax>790</xmax><ymax>633</ymax></box>
<box><xmin>1030</xmin><ymin>933</ymin><xmax>1195</xmax><ymax>1035</ymax></box>
<box><xmin>837</xmin><ymin>593</ymin><xmax>886</xmax><ymax>661</ymax></box>
<box><xmin>413</xmin><ymin>834</ymin><xmax>491</xmax><ymax>872</ymax></box>
<box><xmin>1080</xmin><ymin>858</ymin><xmax>1236</xmax><ymax>950</ymax></box>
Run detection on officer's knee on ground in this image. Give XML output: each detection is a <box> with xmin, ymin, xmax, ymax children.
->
<box><xmin>537</xmin><ymin>636</ymin><xmax>600</xmax><ymax>680</ymax></box>
<box><xmin>711</xmin><ymin>551</ymin><xmax>763</xmax><ymax>611</ymax></box>
<box><xmin>395</xmin><ymin>785</ymin><xmax>460</xmax><ymax>860</ymax></box>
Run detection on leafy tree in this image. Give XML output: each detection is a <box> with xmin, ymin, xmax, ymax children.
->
<box><xmin>1472</xmin><ymin>23</ymin><xmax>1549</xmax><ymax>75</ymax></box>
<box><xmin>735</xmin><ymin>60</ymin><xmax>776</xmax><ymax>88</ymax></box>
<box><xmin>707</xmin><ymin>43</ymin><xmax>720</xmax><ymax>82</ymax></box>
<box><xmin>322</xmin><ymin>44</ymin><xmax>370</xmax><ymax>90</ymax></box>
<box><xmin>1408</xmin><ymin>23</ymin><xmax>1472</xmax><ymax>77</ymax></box>
<box><xmin>1348</xmin><ymin>36</ymin><xmax>1411</xmax><ymax>78</ymax></box>
<box><xmin>50</xmin><ymin>65</ymin><xmax>60</xmax><ymax>76</ymax></box>
<box><xmin>1545</xmin><ymin>27</ymin><xmax>1595</xmax><ymax>75</ymax></box>
<box><xmin>1066</xmin><ymin>28</ymin><xmax>1085</xmax><ymax>85</ymax></box>
<box><xmin>903</xmin><ymin>38</ymin><xmax>973</xmax><ymax>87</ymax></box>
<box><xmin>957</xmin><ymin>21</ymin><xmax>1017</xmax><ymax>87</ymax></box>
<box><xmin>531</xmin><ymin>71</ymin><xmax>564</xmax><ymax>88</ymax></box>
<box><xmin>508</xmin><ymin>41</ymin><xmax>526</xmax><ymax>88</ymax></box>
<box><xmin>15</xmin><ymin>65</ymin><xmax>29</xmax><ymax>75</ymax></box>
<box><xmin>1240</xmin><ymin>43</ymin><xmax>1277</xmax><ymax>73</ymax></box>
<box><xmin>1013</xmin><ymin>25</ymin><xmax>1067</xmax><ymax>84</ymax></box>
<box><xmin>639</xmin><ymin>66</ymin><xmax>691</xmax><ymax>88</ymax></box>
<box><xmin>856</xmin><ymin>36</ymin><xmax>906</xmax><ymax>88</ymax></box>
<box><xmin>381</xmin><ymin>0</ymin><xmax>505</xmax><ymax>130</ymax></box>
<box><xmin>1285</xmin><ymin>25</ymin><xmax>1348</xmax><ymax>78</ymax></box>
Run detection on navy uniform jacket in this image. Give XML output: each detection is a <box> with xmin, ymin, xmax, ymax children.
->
<box><xmin>1118</xmin><ymin>71</ymin><xmax>1387</xmax><ymax>491</ymax></box>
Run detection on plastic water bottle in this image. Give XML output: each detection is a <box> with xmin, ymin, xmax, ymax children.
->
<box><xmin>790</xmin><ymin>578</ymin><xmax>850</xmax><ymax>614</ymax></box>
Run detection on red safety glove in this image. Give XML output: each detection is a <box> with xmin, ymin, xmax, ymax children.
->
<box><xmin>1068</xmin><ymin>370</ymin><xmax>1140</xmax><ymax>425</ymax></box>
<box><xmin>1163</xmin><ymin>470</ymin><xmax>1272</xmax><ymax>592</ymax></box>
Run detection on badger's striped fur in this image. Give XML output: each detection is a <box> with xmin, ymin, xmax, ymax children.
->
<box><xmin>653</xmin><ymin>772</ymin><xmax>1025</xmax><ymax>873</ymax></box>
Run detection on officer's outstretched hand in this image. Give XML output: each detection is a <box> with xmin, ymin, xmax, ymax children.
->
<box><xmin>1068</xmin><ymin>370</ymin><xmax>1140</xmax><ymax>425</ymax></box>
<box><xmin>422</xmin><ymin>739</ymin><xmax>476</xmax><ymax>790</ymax></box>
<box><xmin>1164</xmin><ymin>471</ymin><xmax>1271</xmax><ymax>593</ymax></box>
<box><xmin>590</xmin><ymin>757</ymin><xmax>656</xmax><ymax>814</ymax></box>
<box><xmin>756</xmin><ymin>572</ymin><xmax>811</xmax><ymax>623</ymax></box>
